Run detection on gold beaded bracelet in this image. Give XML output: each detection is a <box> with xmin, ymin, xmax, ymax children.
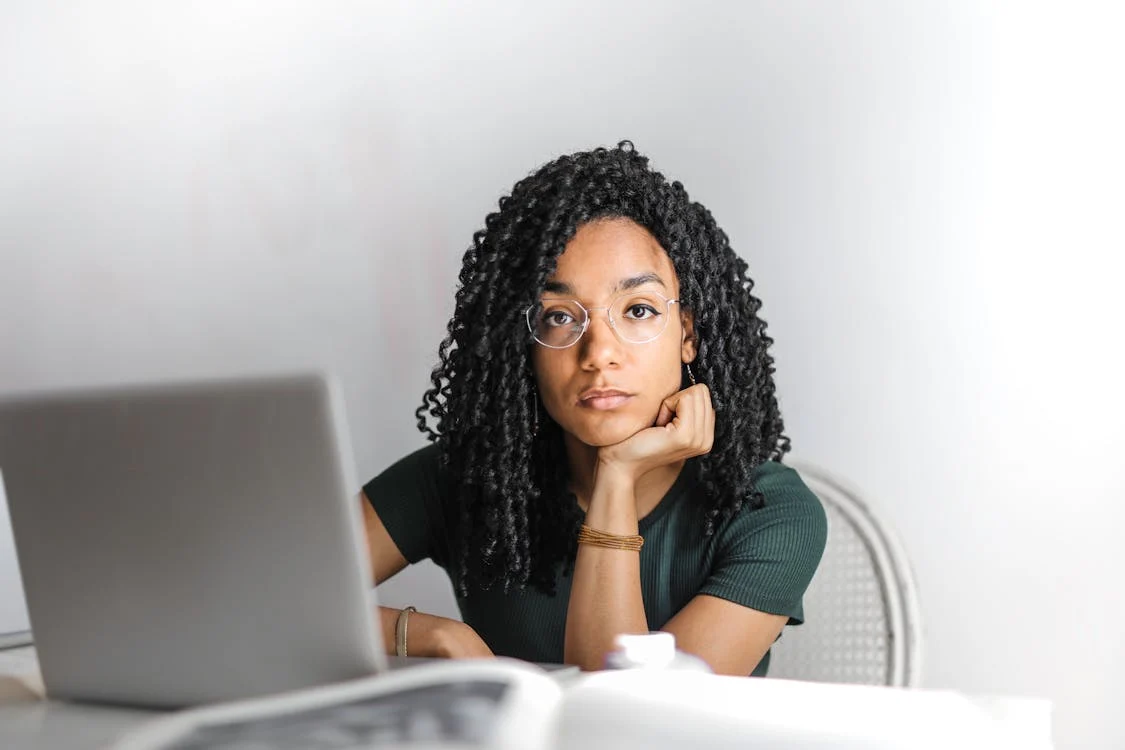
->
<box><xmin>577</xmin><ymin>524</ymin><xmax>644</xmax><ymax>552</ymax></box>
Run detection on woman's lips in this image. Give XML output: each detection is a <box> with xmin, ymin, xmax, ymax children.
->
<box><xmin>581</xmin><ymin>395</ymin><xmax>631</xmax><ymax>410</ymax></box>
<box><xmin>578</xmin><ymin>391</ymin><xmax>633</xmax><ymax>410</ymax></box>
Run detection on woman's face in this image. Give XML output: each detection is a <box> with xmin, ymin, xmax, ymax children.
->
<box><xmin>531</xmin><ymin>218</ymin><xmax>696</xmax><ymax>448</ymax></box>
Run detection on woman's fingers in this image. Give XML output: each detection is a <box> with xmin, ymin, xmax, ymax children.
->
<box><xmin>661</xmin><ymin>384</ymin><xmax>714</xmax><ymax>457</ymax></box>
<box><xmin>702</xmin><ymin>393</ymin><xmax>714</xmax><ymax>452</ymax></box>
<box><xmin>693</xmin><ymin>384</ymin><xmax>713</xmax><ymax>454</ymax></box>
<box><xmin>598</xmin><ymin>384</ymin><xmax>715</xmax><ymax>475</ymax></box>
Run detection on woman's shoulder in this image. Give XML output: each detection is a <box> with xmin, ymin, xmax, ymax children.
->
<box><xmin>751</xmin><ymin>459</ymin><xmax>820</xmax><ymax>504</ymax></box>
<box><xmin>362</xmin><ymin>442</ymin><xmax>448</xmax><ymax>498</ymax></box>
<box><xmin>392</xmin><ymin>441</ymin><xmax>443</xmax><ymax>472</ymax></box>
<box><xmin>723</xmin><ymin>459</ymin><xmax>827</xmax><ymax>535</ymax></box>
<box><xmin>696</xmin><ymin>460</ymin><xmax>829</xmax><ymax>625</ymax></box>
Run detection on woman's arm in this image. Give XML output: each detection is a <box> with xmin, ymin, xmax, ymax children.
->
<box><xmin>561</xmin><ymin>467</ymin><xmax>789</xmax><ymax>674</ymax></box>
<box><xmin>374</xmin><ymin>605</ymin><xmax>493</xmax><ymax>659</ymax></box>
<box><xmin>361</xmin><ymin>495</ymin><xmax>493</xmax><ymax>659</ymax></box>
<box><xmin>563</xmin><ymin>383</ymin><xmax>800</xmax><ymax>675</ymax></box>
<box><xmin>564</xmin><ymin>386</ymin><xmax>714</xmax><ymax>671</ymax></box>
<box><xmin>662</xmin><ymin>595</ymin><xmax>787</xmax><ymax>675</ymax></box>
<box><xmin>563</xmin><ymin>464</ymin><xmax>649</xmax><ymax>670</ymax></box>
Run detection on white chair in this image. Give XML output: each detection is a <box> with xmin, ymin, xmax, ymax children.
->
<box><xmin>767</xmin><ymin>461</ymin><xmax>923</xmax><ymax>687</ymax></box>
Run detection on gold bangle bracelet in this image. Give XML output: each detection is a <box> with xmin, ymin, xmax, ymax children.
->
<box><xmin>577</xmin><ymin>524</ymin><xmax>644</xmax><ymax>552</ymax></box>
<box><xmin>395</xmin><ymin>606</ymin><xmax>417</xmax><ymax>657</ymax></box>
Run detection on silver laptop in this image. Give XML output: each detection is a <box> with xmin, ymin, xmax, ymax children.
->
<box><xmin>0</xmin><ymin>470</ymin><xmax>33</xmax><ymax>650</ymax></box>
<box><xmin>0</xmin><ymin>373</ymin><xmax>387</xmax><ymax>708</ymax></box>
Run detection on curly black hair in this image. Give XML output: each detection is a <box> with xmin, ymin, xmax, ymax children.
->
<box><xmin>416</xmin><ymin>141</ymin><xmax>789</xmax><ymax>596</ymax></box>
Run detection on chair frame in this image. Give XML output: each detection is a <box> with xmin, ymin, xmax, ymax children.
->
<box><xmin>787</xmin><ymin>460</ymin><xmax>925</xmax><ymax>687</ymax></box>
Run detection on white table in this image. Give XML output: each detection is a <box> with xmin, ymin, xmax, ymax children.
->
<box><xmin>0</xmin><ymin>646</ymin><xmax>1053</xmax><ymax>750</ymax></box>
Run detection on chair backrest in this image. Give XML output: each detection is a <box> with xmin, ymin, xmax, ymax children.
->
<box><xmin>767</xmin><ymin>461</ymin><xmax>923</xmax><ymax>687</ymax></box>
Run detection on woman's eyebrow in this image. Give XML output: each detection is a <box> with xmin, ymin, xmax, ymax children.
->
<box><xmin>541</xmin><ymin>273</ymin><xmax>667</xmax><ymax>297</ymax></box>
<box><xmin>613</xmin><ymin>272</ymin><xmax>666</xmax><ymax>293</ymax></box>
<box><xmin>542</xmin><ymin>280</ymin><xmax>573</xmax><ymax>295</ymax></box>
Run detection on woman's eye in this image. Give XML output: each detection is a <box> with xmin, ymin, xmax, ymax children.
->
<box><xmin>543</xmin><ymin>311</ymin><xmax>575</xmax><ymax>327</ymax></box>
<box><xmin>624</xmin><ymin>304</ymin><xmax>659</xmax><ymax>320</ymax></box>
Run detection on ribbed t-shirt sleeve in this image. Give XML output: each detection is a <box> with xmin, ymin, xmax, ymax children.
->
<box><xmin>699</xmin><ymin>461</ymin><xmax>827</xmax><ymax>625</ymax></box>
<box><xmin>361</xmin><ymin>443</ymin><xmax>446</xmax><ymax>565</ymax></box>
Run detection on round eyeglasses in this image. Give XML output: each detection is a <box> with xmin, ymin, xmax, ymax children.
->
<box><xmin>525</xmin><ymin>292</ymin><xmax>681</xmax><ymax>349</ymax></box>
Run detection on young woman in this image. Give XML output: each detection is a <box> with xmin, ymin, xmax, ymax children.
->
<box><xmin>361</xmin><ymin>141</ymin><xmax>827</xmax><ymax>676</ymax></box>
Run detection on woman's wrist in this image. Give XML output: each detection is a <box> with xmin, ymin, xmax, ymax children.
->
<box><xmin>405</xmin><ymin>612</ymin><xmax>465</xmax><ymax>658</ymax></box>
<box><xmin>587</xmin><ymin>461</ymin><xmax>640</xmax><ymax>535</ymax></box>
<box><xmin>380</xmin><ymin>607</ymin><xmax>492</xmax><ymax>659</ymax></box>
<box><xmin>394</xmin><ymin>606</ymin><xmax>417</xmax><ymax>656</ymax></box>
<box><xmin>403</xmin><ymin>611</ymin><xmax>439</xmax><ymax>657</ymax></box>
<box><xmin>593</xmin><ymin>456</ymin><xmax>640</xmax><ymax>494</ymax></box>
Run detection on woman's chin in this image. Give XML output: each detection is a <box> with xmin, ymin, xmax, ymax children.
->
<box><xmin>566</xmin><ymin>412</ymin><xmax>654</xmax><ymax>448</ymax></box>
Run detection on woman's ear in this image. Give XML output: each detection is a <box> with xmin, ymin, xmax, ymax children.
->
<box><xmin>680</xmin><ymin>310</ymin><xmax>697</xmax><ymax>363</ymax></box>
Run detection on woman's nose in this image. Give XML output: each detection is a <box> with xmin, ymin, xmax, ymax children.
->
<box><xmin>577</xmin><ymin>310</ymin><xmax>622</xmax><ymax>368</ymax></box>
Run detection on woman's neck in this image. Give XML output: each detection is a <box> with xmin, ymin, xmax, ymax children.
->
<box><xmin>563</xmin><ymin>433</ymin><xmax>685</xmax><ymax>520</ymax></box>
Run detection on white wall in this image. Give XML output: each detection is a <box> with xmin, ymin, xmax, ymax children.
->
<box><xmin>1</xmin><ymin>2</ymin><xmax>1121</xmax><ymax>748</ymax></box>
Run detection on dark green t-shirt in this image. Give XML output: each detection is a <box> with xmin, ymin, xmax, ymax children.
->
<box><xmin>364</xmin><ymin>444</ymin><xmax>827</xmax><ymax>676</ymax></box>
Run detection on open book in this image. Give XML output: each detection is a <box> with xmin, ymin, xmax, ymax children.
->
<box><xmin>110</xmin><ymin>659</ymin><xmax>570</xmax><ymax>750</ymax></box>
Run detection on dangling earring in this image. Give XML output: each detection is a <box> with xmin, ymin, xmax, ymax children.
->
<box><xmin>532</xmin><ymin>388</ymin><xmax>540</xmax><ymax>436</ymax></box>
<box><xmin>685</xmin><ymin>363</ymin><xmax>697</xmax><ymax>386</ymax></box>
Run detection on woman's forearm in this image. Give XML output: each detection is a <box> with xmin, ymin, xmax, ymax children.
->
<box><xmin>377</xmin><ymin>606</ymin><xmax>494</xmax><ymax>659</ymax></box>
<box><xmin>564</xmin><ymin>467</ymin><xmax>650</xmax><ymax>670</ymax></box>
